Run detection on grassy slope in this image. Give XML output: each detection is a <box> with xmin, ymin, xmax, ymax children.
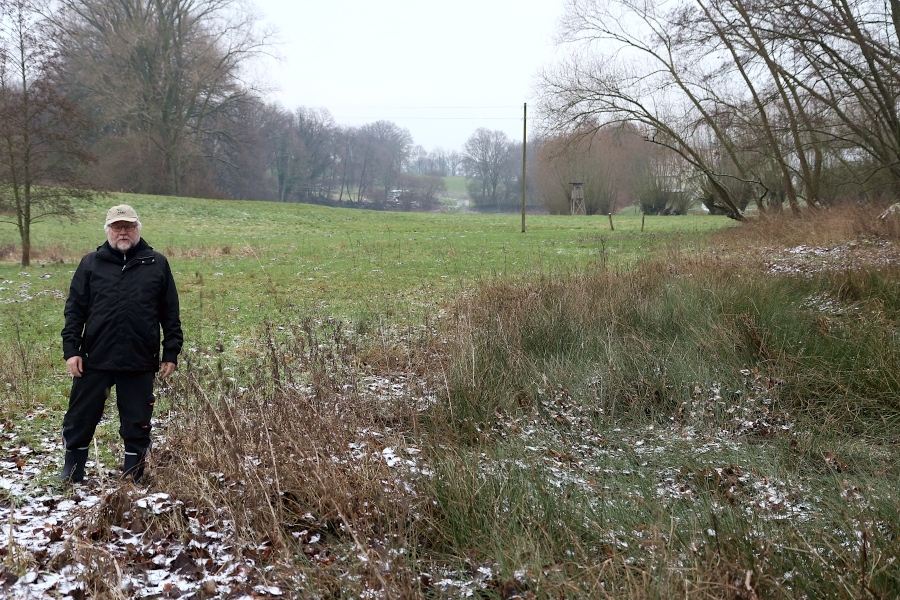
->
<box><xmin>442</xmin><ymin>175</ymin><xmax>468</xmax><ymax>198</ymax></box>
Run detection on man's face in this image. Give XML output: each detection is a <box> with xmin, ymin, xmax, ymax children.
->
<box><xmin>107</xmin><ymin>220</ymin><xmax>140</xmax><ymax>253</ymax></box>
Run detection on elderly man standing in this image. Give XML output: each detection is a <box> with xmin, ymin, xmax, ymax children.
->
<box><xmin>60</xmin><ymin>204</ymin><xmax>183</xmax><ymax>483</ymax></box>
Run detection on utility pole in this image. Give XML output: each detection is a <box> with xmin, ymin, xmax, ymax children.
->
<box><xmin>521</xmin><ymin>102</ymin><xmax>527</xmax><ymax>233</ymax></box>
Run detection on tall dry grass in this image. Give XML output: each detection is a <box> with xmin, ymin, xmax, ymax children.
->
<box><xmin>153</xmin><ymin>317</ymin><xmax>432</xmax><ymax>595</ymax></box>
<box><xmin>436</xmin><ymin>257</ymin><xmax>900</xmax><ymax>443</ymax></box>
<box><xmin>712</xmin><ymin>202</ymin><xmax>900</xmax><ymax>248</ymax></box>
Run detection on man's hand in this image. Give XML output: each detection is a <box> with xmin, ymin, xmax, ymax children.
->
<box><xmin>66</xmin><ymin>356</ymin><xmax>83</xmax><ymax>378</ymax></box>
<box><xmin>159</xmin><ymin>362</ymin><xmax>176</xmax><ymax>379</ymax></box>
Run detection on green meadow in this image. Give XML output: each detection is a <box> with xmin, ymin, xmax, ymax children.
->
<box><xmin>442</xmin><ymin>175</ymin><xmax>469</xmax><ymax>198</ymax></box>
<box><xmin>0</xmin><ymin>195</ymin><xmax>732</xmax><ymax>357</ymax></box>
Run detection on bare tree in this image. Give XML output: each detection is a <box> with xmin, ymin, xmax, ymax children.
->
<box><xmin>343</xmin><ymin>121</ymin><xmax>411</xmax><ymax>203</ymax></box>
<box><xmin>0</xmin><ymin>0</ymin><xmax>93</xmax><ymax>266</ymax></box>
<box><xmin>261</xmin><ymin>104</ymin><xmax>335</xmax><ymax>202</ymax></box>
<box><xmin>410</xmin><ymin>144</ymin><xmax>428</xmax><ymax>175</ymax></box>
<box><xmin>397</xmin><ymin>173</ymin><xmax>446</xmax><ymax>211</ymax></box>
<box><xmin>293</xmin><ymin>107</ymin><xmax>337</xmax><ymax>199</ymax></box>
<box><xmin>333</xmin><ymin>126</ymin><xmax>357</xmax><ymax>202</ymax></box>
<box><xmin>368</xmin><ymin>120</ymin><xmax>413</xmax><ymax>202</ymax></box>
<box><xmin>541</xmin><ymin>0</ymin><xmax>900</xmax><ymax>217</ymax></box>
<box><xmin>428</xmin><ymin>147</ymin><xmax>448</xmax><ymax>176</ymax></box>
<box><xmin>353</xmin><ymin>126</ymin><xmax>376</xmax><ymax>202</ymax></box>
<box><xmin>328</xmin><ymin>121</ymin><xmax>412</xmax><ymax>205</ymax></box>
<box><xmin>463</xmin><ymin>128</ymin><xmax>514</xmax><ymax>210</ymax></box>
<box><xmin>540</xmin><ymin>0</ymin><xmax>766</xmax><ymax>219</ymax></box>
<box><xmin>264</xmin><ymin>104</ymin><xmax>301</xmax><ymax>201</ymax></box>
<box><xmin>56</xmin><ymin>0</ymin><xmax>268</xmax><ymax>197</ymax></box>
<box><xmin>446</xmin><ymin>150</ymin><xmax>462</xmax><ymax>177</ymax></box>
<box><xmin>206</xmin><ymin>97</ymin><xmax>270</xmax><ymax>200</ymax></box>
<box><xmin>739</xmin><ymin>0</ymin><xmax>900</xmax><ymax>198</ymax></box>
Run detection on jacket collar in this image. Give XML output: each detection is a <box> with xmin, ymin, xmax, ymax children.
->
<box><xmin>98</xmin><ymin>238</ymin><xmax>151</xmax><ymax>262</ymax></box>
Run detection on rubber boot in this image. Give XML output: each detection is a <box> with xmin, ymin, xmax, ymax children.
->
<box><xmin>123</xmin><ymin>450</ymin><xmax>147</xmax><ymax>482</ymax></box>
<box><xmin>59</xmin><ymin>448</ymin><xmax>89</xmax><ymax>483</ymax></box>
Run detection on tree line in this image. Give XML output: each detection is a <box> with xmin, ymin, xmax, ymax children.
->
<box><xmin>0</xmin><ymin>0</ymin><xmax>687</xmax><ymax>223</ymax></box>
<box><xmin>0</xmin><ymin>0</ymin><xmax>506</xmax><ymax>265</ymax></box>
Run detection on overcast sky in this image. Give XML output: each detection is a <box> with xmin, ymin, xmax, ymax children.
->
<box><xmin>252</xmin><ymin>0</ymin><xmax>566</xmax><ymax>152</ymax></box>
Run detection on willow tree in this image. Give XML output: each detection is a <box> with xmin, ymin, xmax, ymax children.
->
<box><xmin>533</xmin><ymin>123</ymin><xmax>645</xmax><ymax>215</ymax></box>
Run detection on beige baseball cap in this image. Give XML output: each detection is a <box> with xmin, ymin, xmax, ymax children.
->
<box><xmin>105</xmin><ymin>204</ymin><xmax>139</xmax><ymax>225</ymax></box>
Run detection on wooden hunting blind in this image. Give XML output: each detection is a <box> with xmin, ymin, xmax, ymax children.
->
<box><xmin>570</xmin><ymin>182</ymin><xmax>585</xmax><ymax>215</ymax></box>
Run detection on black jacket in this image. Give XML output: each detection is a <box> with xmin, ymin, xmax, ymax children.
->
<box><xmin>62</xmin><ymin>239</ymin><xmax>183</xmax><ymax>372</ymax></box>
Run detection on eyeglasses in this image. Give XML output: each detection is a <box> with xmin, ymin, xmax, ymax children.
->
<box><xmin>109</xmin><ymin>223</ymin><xmax>137</xmax><ymax>232</ymax></box>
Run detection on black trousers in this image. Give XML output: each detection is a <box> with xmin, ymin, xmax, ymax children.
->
<box><xmin>62</xmin><ymin>369</ymin><xmax>156</xmax><ymax>457</ymax></box>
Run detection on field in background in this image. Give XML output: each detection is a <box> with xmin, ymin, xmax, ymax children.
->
<box><xmin>1</xmin><ymin>197</ymin><xmax>898</xmax><ymax>598</ymax></box>
<box><xmin>441</xmin><ymin>175</ymin><xmax>468</xmax><ymax>199</ymax></box>
<box><xmin>0</xmin><ymin>196</ymin><xmax>732</xmax><ymax>355</ymax></box>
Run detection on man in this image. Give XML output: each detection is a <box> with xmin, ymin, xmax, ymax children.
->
<box><xmin>60</xmin><ymin>204</ymin><xmax>183</xmax><ymax>483</ymax></box>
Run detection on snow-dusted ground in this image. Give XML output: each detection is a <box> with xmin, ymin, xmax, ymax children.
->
<box><xmin>762</xmin><ymin>239</ymin><xmax>900</xmax><ymax>275</ymax></box>
<box><xmin>0</xmin><ymin>368</ymin><xmax>816</xmax><ymax>599</ymax></box>
<box><xmin>0</xmin><ymin>418</ymin><xmax>295</xmax><ymax>599</ymax></box>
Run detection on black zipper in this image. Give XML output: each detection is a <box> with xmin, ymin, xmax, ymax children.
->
<box><xmin>122</xmin><ymin>254</ymin><xmax>155</xmax><ymax>272</ymax></box>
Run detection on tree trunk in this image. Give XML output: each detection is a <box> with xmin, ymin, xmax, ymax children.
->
<box><xmin>20</xmin><ymin>220</ymin><xmax>30</xmax><ymax>267</ymax></box>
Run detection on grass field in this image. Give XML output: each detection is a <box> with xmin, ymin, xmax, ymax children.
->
<box><xmin>442</xmin><ymin>175</ymin><xmax>469</xmax><ymax>198</ymax></box>
<box><xmin>0</xmin><ymin>196</ymin><xmax>733</xmax><ymax>356</ymax></box>
<box><xmin>2</xmin><ymin>196</ymin><xmax>899</xmax><ymax>598</ymax></box>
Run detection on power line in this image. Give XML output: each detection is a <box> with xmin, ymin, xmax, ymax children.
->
<box><xmin>330</xmin><ymin>116</ymin><xmax>523</xmax><ymax>121</ymax></box>
<box><xmin>325</xmin><ymin>105</ymin><xmax>524</xmax><ymax>110</ymax></box>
